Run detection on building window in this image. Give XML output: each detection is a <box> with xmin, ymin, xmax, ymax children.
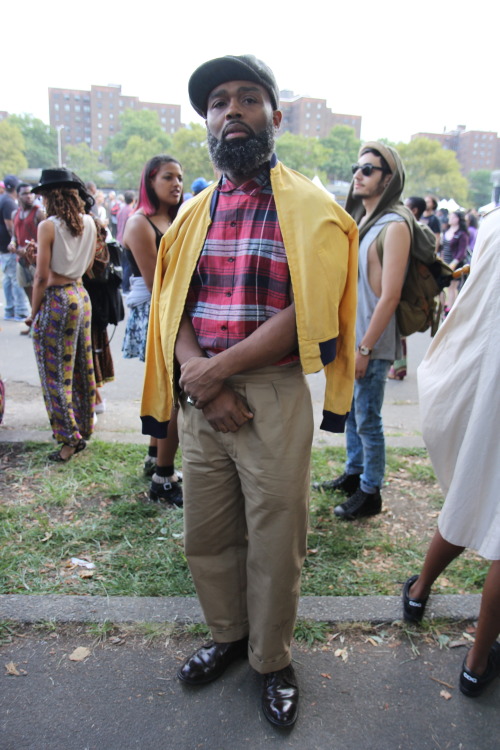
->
<box><xmin>84</xmin><ymin>105</ymin><xmax>90</xmax><ymax>113</ymax></box>
<box><xmin>161</xmin><ymin>117</ymin><xmax>166</xmax><ymax>124</ymax></box>
<box><xmin>170</xmin><ymin>117</ymin><xmax>175</xmax><ymax>124</ymax></box>
<box><xmin>64</xmin><ymin>104</ymin><xmax>70</xmax><ymax>112</ymax></box>
<box><xmin>64</xmin><ymin>94</ymin><xmax>70</xmax><ymax>100</ymax></box>
<box><xmin>97</xmin><ymin>113</ymin><xmax>102</xmax><ymax>119</ymax></box>
<box><xmin>109</xmin><ymin>113</ymin><xmax>114</xmax><ymax>119</ymax></box>
<box><xmin>97</xmin><ymin>123</ymin><xmax>102</xmax><ymax>129</ymax></box>
<box><xmin>96</xmin><ymin>91</ymin><xmax>102</xmax><ymax>98</ymax></box>
<box><xmin>54</xmin><ymin>103</ymin><xmax>60</xmax><ymax>111</ymax></box>
<box><xmin>119</xmin><ymin>99</ymin><xmax>124</xmax><ymax>107</ymax></box>
<box><xmin>75</xmin><ymin>105</ymin><xmax>81</xmax><ymax>112</ymax></box>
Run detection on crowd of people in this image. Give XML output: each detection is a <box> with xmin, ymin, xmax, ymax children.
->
<box><xmin>0</xmin><ymin>52</ymin><xmax>499</xmax><ymax>727</ymax></box>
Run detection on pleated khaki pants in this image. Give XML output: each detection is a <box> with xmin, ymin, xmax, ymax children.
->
<box><xmin>178</xmin><ymin>364</ymin><xmax>313</xmax><ymax>674</ymax></box>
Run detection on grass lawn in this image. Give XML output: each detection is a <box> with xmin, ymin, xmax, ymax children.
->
<box><xmin>0</xmin><ymin>441</ymin><xmax>488</xmax><ymax>598</ymax></box>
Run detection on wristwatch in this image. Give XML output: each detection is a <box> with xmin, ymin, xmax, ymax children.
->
<box><xmin>358</xmin><ymin>345</ymin><xmax>372</xmax><ymax>356</ymax></box>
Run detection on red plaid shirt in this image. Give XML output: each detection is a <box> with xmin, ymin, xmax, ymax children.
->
<box><xmin>186</xmin><ymin>161</ymin><xmax>298</xmax><ymax>364</ymax></box>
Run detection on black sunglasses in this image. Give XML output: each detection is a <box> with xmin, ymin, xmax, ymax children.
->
<box><xmin>351</xmin><ymin>163</ymin><xmax>385</xmax><ymax>177</ymax></box>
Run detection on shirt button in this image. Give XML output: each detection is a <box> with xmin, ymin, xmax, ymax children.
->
<box><xmin>228</xmin><ymin>257</ymin><xmax>234</xmax><ymax>263</ymax></box>
<box><xmin>221</xmin><ymin>325</ymin><xmax>227</xmax><ymax>331</ymax></box>
<box><xmin>230</xmin><ymin>221</ymin><xmax>236</xmax><ymax>227</ymax></box>
<box><xmin>225</xmin><ymin>292</ymin><xmax>231</xmax><ymax>297</ymax></box>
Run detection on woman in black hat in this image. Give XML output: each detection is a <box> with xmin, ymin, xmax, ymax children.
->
<box><xmin>27</xmin><ymin>168</ymin><xmax>97</xmax><ymax>461</ymax></box>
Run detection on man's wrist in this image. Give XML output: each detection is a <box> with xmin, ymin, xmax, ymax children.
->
<box><xmin>358</xmin><ymin>344</ymin><xmax>372</xmax><ymax>356</ymax></box>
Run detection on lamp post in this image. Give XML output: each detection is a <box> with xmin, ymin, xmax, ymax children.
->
<box><xmin>56</xmin><ymin>125</ymin><xmax>64</xmax><ymax>167</ymax></box>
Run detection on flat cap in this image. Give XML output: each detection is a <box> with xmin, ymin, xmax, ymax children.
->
<box><xmin>188</xmin><ymin>54</ymin><xmax>280</xmax><ymax>117</ymax></box>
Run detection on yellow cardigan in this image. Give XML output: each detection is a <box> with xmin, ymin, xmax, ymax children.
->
<box><xmin>141</xmin><ymin>160</ymin><xmax>358</xmax><ymax>437</ymax></box>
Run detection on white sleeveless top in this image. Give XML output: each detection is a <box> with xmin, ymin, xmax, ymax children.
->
<box><xmin>49</xmin><ymin>214</ymin><xmax>96</xmax><ymax>278</ymax></box>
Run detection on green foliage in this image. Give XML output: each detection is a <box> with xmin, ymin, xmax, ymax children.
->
<box><xmin>320</xmin><ymin>125</ymin><xmax>361</xmax><ymax>181</ymax></box>
<box><xmin>467</xmin><ymin>169</ymin><xmax>492</xmax><ymax>208</ymax></box>
<box><xmin>396</xmin><ymin>138</ymin><xmax>469</xmax><ymax>205</ymax></box>
<box><xmin>8</xmin><ymin>114</ymin><xmax>57</xmax><ymax>168</ymax></box>
<box><xmin>65</xmin><ymin>143</ymin><xmax>102</xmax><ymax>183</ymax></box>
<box><xmin>105</xmin><ymin>109</ymin><xmax>171</xmax><ymax>156</ymax></box>
<box><xmin>275</xmin><ymin>132</ymin><xmax>329</xmax><ymax>180</ymax></box>
<box><xmin>294</xmin><ymin>620</ymin><xmax>330</xmax><ymax>645</ymax></box>
<box><xmin>111</xmin><ymin>135</ymin><xmax>172</xmax><ymax>190</ymax></box>
<box><xmin>0</xmin><ymin>120</ymin><xmax>28</xmax><ymax>175</ymax></box>
<box><xmin>105</xmin><ymin>109</ymin><xmax>172</xmax><ymax>189</ymax></box>
<box><xmin>171</xmin><ymin>124</ymin><xmax>214</xmax><ymax>192</ymax></box>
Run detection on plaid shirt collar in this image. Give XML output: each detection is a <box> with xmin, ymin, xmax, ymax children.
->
<box><xmin>217</xmin><ymin>154</ymin><xmax>277</xmax><ymax>195</ymax></box>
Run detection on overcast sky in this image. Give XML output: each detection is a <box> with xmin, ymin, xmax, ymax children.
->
<box><xmin>4</xmin><ymin>0</ymin><xmax>495</xmax><ymax>144</ymax></box>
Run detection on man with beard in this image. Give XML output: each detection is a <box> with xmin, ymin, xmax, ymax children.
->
<box><xmin>319</xmin><ymin>143</ymin><xmax>411</xmax><ymax>519</ymax></box>
<box><xmin>141</xmin><ymin>55</ymin><xmax>357</xmax><ymax>727</ymax></box>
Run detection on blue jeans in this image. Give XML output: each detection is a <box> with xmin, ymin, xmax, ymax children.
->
<box><xmin>345</xmin><ymin>359</ymin><xmax>391</xmax><ymax>492</ymax></box>
<box><xmin>0</xmin><ymin>252</ymin><xmax>29</xmax><ymax>318</ymax></box>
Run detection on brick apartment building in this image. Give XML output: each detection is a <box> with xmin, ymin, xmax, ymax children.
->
<box><xmin>279</xmin><ymin>91</ymin><xmax>361</xmax><ymax>139</ymax></box>
<box><xmin>48</xmin><ymin>84</ymin><xmax>182</xmax><ymax>159</ymax></box>
<box><xmin>412</xmin><ymin>125</ymin><xmax>500</xmax><ymax>175</ymax></box>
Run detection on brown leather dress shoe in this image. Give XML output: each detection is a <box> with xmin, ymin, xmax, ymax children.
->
<box><xmin>261</xmin><ymin>664</ymin><xmax>299</xmax><ymax>727</ymax></box>
<box><xmin>177</xmin><ymin>637</ymin><xmax>248</xmax><ymax>685</ymax></box>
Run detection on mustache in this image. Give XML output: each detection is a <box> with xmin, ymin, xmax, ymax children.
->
<box><xmin>222</xmin><ymin>122</ymin><xmax>255</xmax><ymax>139</ymax></box>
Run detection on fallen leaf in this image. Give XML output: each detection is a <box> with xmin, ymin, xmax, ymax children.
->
<box><xmin>334</xmin><ymin>648</ymin><xmax>348</xmax><ymax>662</ymax></box>
<box><xmin>69</xmin><ymin>647</ymin><xmax>91</xmax><ymax>662</ymax></box>
<box><xmin>78</xmin><ymin>569</ymin><xmax>94</xmax><ymax>579</ymax></box>
<box><xmin>320</xmin><ymin>673</ymin><xmax>331</xmax><ymax>679</ymax></box>
<box><xmin>5</xmin><ymin>662</ymin><xmax>20</xmax><ymax>676</ymax></box>
<box><xmin>440</xmin><ymin>689</ymin><xmax>452</xmax><ymax>701</ymax></box>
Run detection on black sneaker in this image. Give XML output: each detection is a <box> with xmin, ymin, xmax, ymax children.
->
<box><xmin>314</xmin><ymin>472</ymin><xmax>361</xmax><ymax>495</ymax></box>
<box><xmin>149</xmin><ymin>478</ymin><xmax>183</xmax><ymax>508</ymax></box>
<box><xmin>402</xmin><ymin>575</ymin><xmax>428</xmax><ymax>624</ymax></box>
<box><xmin>459</xmin><ymin>642</ymin><xmax>500</xmax><ymax>697</ymax></box>
<box><xmin>334</xmin><ymin>487</ymin><xmax>381</xmax><ymax>520</ymax></box>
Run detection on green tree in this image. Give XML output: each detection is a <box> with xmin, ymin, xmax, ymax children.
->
<box><xmin>467</xmin><ymin>170</ymin><xmax>492</xmax><ymax>208</ymax></box>
<box><xmin>105</xmin><ymin>109</ymin><xmax>171</xmax><ymax>162</ymax></box>
<box><xmin>0</xmin><ymin>120</ymin><xmax>28</xmax><ymax>176</ymax></box>
<box><xmin>171</xmin><ymin>124</ymin><xmax>214</xmax><ymax>190</ymax></box>
<box><xmin>65</xmin><ymin>143</ymin><xmax>102</xmax><ymax>183</ymax></box>
<box><xmin>111</xmin><ymin>135</ymin><xmax>172</xmax><ymax>190</ymax></box>
<box><xmin>275</xmin><ymin>132</ymin><xmax>329</xmax><ymax>180</ymax></box>
<box><xmin>8</xmin><ymin>114</ymin><xmax>57</xmax><ymax>168</ymax></box>
<box><xmin>320</xmin><ymin>125</ymin><xmax>361</xmax><ymax>181</ymax></box>
<box><xmin>396</xmin><ymin>138</ymin><xmax>468</xmax><ymax>205</ymax></box>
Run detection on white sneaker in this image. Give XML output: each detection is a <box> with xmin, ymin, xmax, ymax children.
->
<box><xmin>94</xmin><ymin>399</ymin><xmax>106</xmax><ymax>414</ymax></box>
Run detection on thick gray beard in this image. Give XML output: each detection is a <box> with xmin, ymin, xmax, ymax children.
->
<box><xmin>207</xmin><ymin>123</ymin><xmax>275</xmax><ymax>178</ymax></box>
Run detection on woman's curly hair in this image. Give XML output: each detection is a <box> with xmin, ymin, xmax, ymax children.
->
<box><xmin>43</xmin><ymin>188</ymin><xmax>85</xmax><ymax>236</ymax></box>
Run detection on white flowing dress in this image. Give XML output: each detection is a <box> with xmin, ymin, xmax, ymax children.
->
<box><xmin>417</xmin><ymin>207</ymin><xmax>500</xmax><ymax>560</ymax></box>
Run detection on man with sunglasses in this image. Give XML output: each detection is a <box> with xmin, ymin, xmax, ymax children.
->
<box><xmin>318</xmin><ymin>142</ymin><xmax>410</xmax><ymax>519</ymax></box>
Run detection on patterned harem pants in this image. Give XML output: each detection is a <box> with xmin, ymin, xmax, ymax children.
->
<box><xmin>33</xmin><ymin>283</ymin><xmax>96</xmax><ymax>446</ymax></box>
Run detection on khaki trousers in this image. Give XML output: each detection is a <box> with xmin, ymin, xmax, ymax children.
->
<box><xmin>178</xmin><ymin>364</ymin><xmax>313</xmax><ymax>674</ymax></box>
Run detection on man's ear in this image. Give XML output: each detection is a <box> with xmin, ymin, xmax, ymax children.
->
<box><xmin>273</xmin><ymin>110</ymin><xmax>282</xmax><ymax>130</ymax></box>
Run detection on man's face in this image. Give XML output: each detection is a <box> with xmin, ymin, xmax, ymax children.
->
<box><xmin>205</xmin><ymin>80</ymin><xmax>282</xmax><ymax>177</ymax></box>
<box><xmin>352</xmin><ymin>153</ymin><xmax>391</xmax><ymax>200</ymax></box>
<box><xmin>425</xmin><ymin>196</ymin><xmax>434</xmax><ymax>212</ymax></box>
<box><xmin>18</xmin><ymin>187</ymin><xmax>35</xmax><ymax>209</ymax></box>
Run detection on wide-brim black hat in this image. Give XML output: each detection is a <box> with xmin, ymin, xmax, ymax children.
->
<box><xmin>31</xmin><ymin>168</ymin><xmax>83</xmax><ymax>194</ymax></box>
<box><xmin>188</xmin><ymin>54</ymin><xmax>280</xmax><ymax>118</ymax></box>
